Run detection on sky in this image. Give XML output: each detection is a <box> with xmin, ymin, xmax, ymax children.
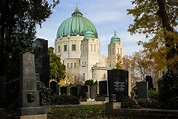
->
<box><xmin>36</xmin><ymin>0</ymin><xmax>147</xmax><ymax>56</ymax></box>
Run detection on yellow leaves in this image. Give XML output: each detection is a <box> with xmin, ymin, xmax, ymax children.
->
<box><xmin>138</xmin><ymin>31</ymin><xmax>178</xmax><ymax>73</ymax></box>
<box><xmin>116</xmin><ymin>53</ymin><xmax>124</xmax><ymax>69</ymax></box>
<box><xmin>116</xmin><ymin>54</ymin><xmax>131</xmax><ymax>70</ymax></box>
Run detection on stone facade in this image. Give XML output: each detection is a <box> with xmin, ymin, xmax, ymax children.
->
<box><xmin>54</xmin><ymin>6</ymin><xmax>124</xmax><ymax>83</ymax></box>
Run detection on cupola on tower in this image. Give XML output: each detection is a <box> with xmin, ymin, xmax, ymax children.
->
<box><xmin>108</xmin><ymin>31</ymin><xmax>123</xmax><ymax>68</ymax></box>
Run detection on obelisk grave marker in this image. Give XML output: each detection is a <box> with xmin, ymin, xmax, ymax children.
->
<box><xmin>17</xmin><ymin>52</ymin><xmax>45</xmax><ymax>117</ymax></box>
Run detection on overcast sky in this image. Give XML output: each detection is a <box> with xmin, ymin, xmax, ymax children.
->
<box><xmin>36</xmin><ymin>0</ymin><xmax>147</xmax><ymax>56</ymax></box>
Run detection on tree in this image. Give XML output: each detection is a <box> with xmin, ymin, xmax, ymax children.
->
<box><xmin>116</xmin><ymin>54</ymin><xmax>123</xmax><ymax>69</ymax></box>
<box><xmin>0</xmin><ymin>0</ymin><xmax>59</xmax><ymax>77</ymax></box>
<box><xmin>48</xmin><ymin>47</ymin><xmax>66</xmax><ymax>82</ymax></box>
<box><xmin>0</xmin><ymin>0</ymin><xmax>59</xmax><ymax>109</ymax></box>
<box><xmin>128</xmin><ymin>0</ymin><xmax>178</xmax><ymax>73</ymax></box>
<box><xmin>130</xmin><ymin>51</ymin><xmax>164</xmax><ymax>86</ymax></box>
<box><xmin>128</xmin><ymin>0</ymin><xmax>178</xmax><ymax>109</ymax></box>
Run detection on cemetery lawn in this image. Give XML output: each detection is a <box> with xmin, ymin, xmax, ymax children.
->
<box><xmin>47</xmin><ymin>104</ymin><xmax>108</xmax><ymax>119</ymax></box>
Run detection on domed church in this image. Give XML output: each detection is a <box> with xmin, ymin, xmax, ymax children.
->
<box><xmin>54</xmin><ymin>6</ymin><xmax>124</xmax><ymax>83</ymax></box>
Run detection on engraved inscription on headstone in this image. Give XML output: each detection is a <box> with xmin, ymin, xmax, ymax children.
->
<box><xmin>114</xmin><ymin>81</ymin><xmax>125</xmax><ymax>91</ymax></box>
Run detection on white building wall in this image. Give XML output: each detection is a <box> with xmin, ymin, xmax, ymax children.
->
<box><xmin>80</xmin><ymin>37</ymin><xmax>103</xmax><ymax>81</ymax></box>
<box><xmin>64</xmin><ymin>58</ymin><xmax>80</xmax><ymax>82</ymax></box>
<box><xmin>92</xmin><ymin>68</ymin><xmax>108</xmax><ymax>82</ymax></box>
<box><xmin>55</xmin><ymin>35</ymin><xmax>84</xmax><ymax>60</ymax></box>
<box><xmin>108</xmin><ymin>42</ymin><xmax>123</xmax><ymax>68</ymax></box>
<box><xmin>54</xmin><ymin>33</ymin><xmax>124</xmax><ymax>83</ymax></box>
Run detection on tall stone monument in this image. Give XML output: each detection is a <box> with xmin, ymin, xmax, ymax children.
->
<box><xmin>17</xmin><ymin>52</ymin><xmax>46</xmax><ymax>118</ymax></box>
<box><xmin>32</xmin><ymin>38</ymin><xmax>49</xmax><ymax>88</ymax></box>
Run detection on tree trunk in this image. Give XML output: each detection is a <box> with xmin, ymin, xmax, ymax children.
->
<box><xmin>157</xmin><ymin>0</ymin><xmax>178</xmax><ymax>74</ymax></box>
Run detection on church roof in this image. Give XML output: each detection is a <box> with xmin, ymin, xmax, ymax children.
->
<box><xmin>56</xmin><ymin>6</ymin><xmax>98</xmax><ymax>38</ymax></box>
<box><xmin>110</xmin><ymin>31</ymin><xmax>120</xmax><ymax>43</ymax></box>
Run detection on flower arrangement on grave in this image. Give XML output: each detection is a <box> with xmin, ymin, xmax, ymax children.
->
<box><xmin>121</xmin><ymin>91</ymin><xmax>141</xmax><ymax>109</ymax></box>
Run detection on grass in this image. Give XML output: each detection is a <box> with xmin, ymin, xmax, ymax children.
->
<box><xmin>47</xmin><ymin>104</ymin><xmax>127</xmax><ymax>119</ymax></box>
<box><xmin>47</xmin><ymin>104</ymin><xmax>108</xmax><ymax>119</ymax></box>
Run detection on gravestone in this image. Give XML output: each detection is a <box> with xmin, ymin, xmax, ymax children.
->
<box><xmin>88</xmin><ymin>85</ymin><xmax>91</xmax><ymax>98</ymax></box>
<box><xmin>90</xmin><ymin>84</ymin><xmax>97</xmax><ymax>99</ymax></box>
<box><xmin>78</xmin><ymin>85</ymin><xmax>88</xmax><ymax>99</ymax></box>
<box><xmin>157</xmin><ymin>79</ymin><xmax>163</xmax><ymax>92</ymax></box>
<box><xmin>136</xmin><ymin>81</ymin><xmax>148</xmax><ymax>100</ymax></box>
<box><xmin>76</xmin><ymin>85</ymin><xmax>82</xmax><ymax>98</ymax></box>
<box><xmin>146</xmin><ymin>75</ymin><xmax>154</xmax><ymax>90</ymax></box>
<box><xmin>50</xmin><ymin>81</ymin><xmax>59</xmax><ymax>95</ymax></box>
<box><xmin>32</xmin><ymin>38</ymin><xmax>49</xmax><ymax>88</ymax></box>
<box><xmin>60</xmin><ymin>86</ymin><xmax>67</xmax><ymax>95</ymax></box>
<box><xmin>99</xmin><ymin>81</ymin><xmax>107</xmax><ymax>96</ymax></box>
<box><xmin>17</xmin><ymin>52</ymin><xmax>44</xmax><ymax>116</ymax></box>
<box><xmin>108</xmin><ymin>69</ymin><xmax>130</xmax><ymax>102</ymax></box>
<box><xmin>70</xmin><ymin>86</ymin><xmax>78</xmax><ymax>97</ymax></box>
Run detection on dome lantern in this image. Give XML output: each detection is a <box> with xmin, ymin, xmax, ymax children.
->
<box><xmin>110</xmin><ymin>31</ymin><xmax>120</xmax><ymax>43</ymax></box>
<box><xmin>71</xmin><ymin>5</ymin><xmax>83</xmax><ymax>16</ymax></box>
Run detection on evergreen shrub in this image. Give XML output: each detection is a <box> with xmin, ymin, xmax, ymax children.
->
<box><xmin>51</xmin><ymin>95</ymin><xmax>79</xmax><ymax>105</ymax></box>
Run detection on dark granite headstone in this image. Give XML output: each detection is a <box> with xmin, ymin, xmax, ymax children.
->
<box><xmin>78</xmin><ymin>85</ymin><xmax>88</xmax><ymax>99</ymax></box>
<box><xmin>18</xmin><ymin>52</ymin><xmax>43</xmax><ymax>116</ymax></box>
<box><xmin>60</xmin><ymin>86</ymin><xmax>67</xmax><ymax>95</ymax></box>
<box><xmin>32</xmin><ymin>38</ymin><xmax>49</xmax><ymax>88</ymax></box>
<box><xmin>50</xmin><ymin>81</ymin><xmax>59</xmax><ymax>95</ymax></box>
<box><xmin>157</xmin><ymin>79</ymin><xmax>163</xmax><ymax>92</ymax></box>
<box><xmin>70</xmin><ymin>86</ymin><xmax>78</xmax><ymax>97</ymax></box>
<box><xmin>99</xmin><ymin>81</ymin><xmax>107</xmax><ymax>96</ymax></box>
<box><xmin>108</xmin><ymin>69</ymin><xmax>129</xmax><ymax>102</ymax></box>
<box><xmin>136</xmin><ymin>81</ymin><xmax>148</xmax><ymax>100</ymax></box>
<box><xmin>76</xmin><ymin>85</ymin><xmax>82</xmax><ymax>98</ymax></box>
<box><xmin>146</xmin><ymin>75</ymin><xmax>154</xmax><ymax>90</ymax></box>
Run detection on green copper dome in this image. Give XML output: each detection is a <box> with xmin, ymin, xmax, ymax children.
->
<box><xmin>111</xmin><ymin>31</ymin><xmax>120</xmax><ymax>43</ymax></box>
<box><xmin>56</xmin><ymin>6</ymin><xmax>98</xmax><ymax>38</ymax></box>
